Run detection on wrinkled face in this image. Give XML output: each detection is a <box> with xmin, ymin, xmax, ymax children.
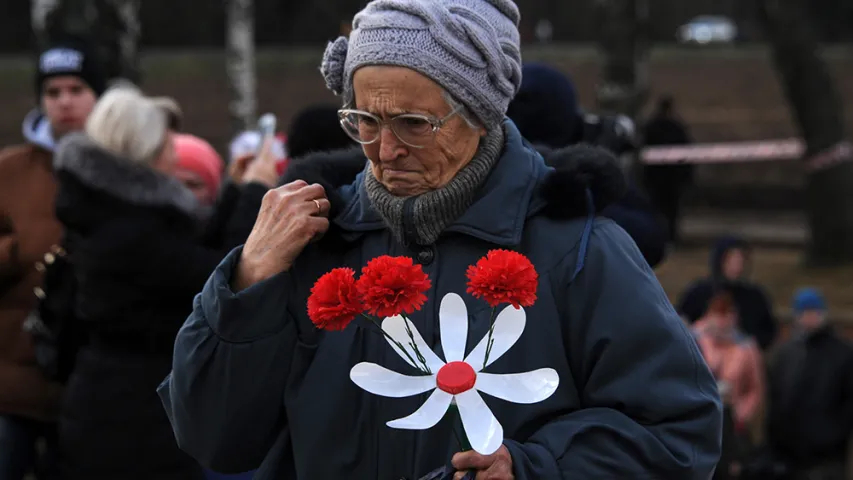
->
<box><xmin>721</xmin><ymin>248</ymin><xmax>746</xmax><ymax>281</ymax></box>
<box><xmin>41</xmin><ymin>76</ymin><xmax>97</xmax><ymax>138</ymax></box>
<box><xmin>352</xmin><ymin>66</ymin><xmax>485</xmax><ymax>197</ymax></box>
<box><xmin>151</xmin><ymin>131</ymin><xmax>177</xmax><ymax>176</ymax></box>
<box><xmin>174</xmin><ymin>168</ymin><xmax>215</xmax><ymax>206</ymax></box>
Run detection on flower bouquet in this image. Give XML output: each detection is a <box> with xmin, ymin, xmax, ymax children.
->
<box><xmin>307</xmin><ymin>250</ymin><xmax>559</xmax><ymax>464</ymax></box>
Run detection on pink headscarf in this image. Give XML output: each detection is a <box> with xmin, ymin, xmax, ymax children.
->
<box><xmin>173</xmin><ymin>134</ymin><xmax>224</xmax><ymax>204</ymax></box>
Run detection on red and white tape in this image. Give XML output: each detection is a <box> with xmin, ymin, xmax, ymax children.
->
<box><xmin>640</xmin><ymin>138</ymin><xmax>853</xmax><ymax>171</ymax></box>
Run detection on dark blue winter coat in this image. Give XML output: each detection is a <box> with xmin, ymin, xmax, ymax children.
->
<box><xmin>159</xmin><ymin>120</ymin><xmax>721</xmax><ymax>479</ymax></box>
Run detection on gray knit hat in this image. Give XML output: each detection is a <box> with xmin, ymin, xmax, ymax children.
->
<box><xmin>320</xmin><ymin>0</ymin><xmax>523</xmax><ymax>130</ymax></box>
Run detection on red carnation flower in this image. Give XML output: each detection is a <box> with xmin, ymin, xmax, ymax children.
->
<box><xmin>357</xmin><ymin>256</ymin><xmax>432</xmax><ymax>318</ymax></box>
<box><xmin>466</xmin><ymin>250</ymin><xmax>538</xmax><ymax>308</ymax></box>
<box><xmin>308</xmin><ymin>268</ymin><xmax>364</xmax><ymax>331</ymax></box>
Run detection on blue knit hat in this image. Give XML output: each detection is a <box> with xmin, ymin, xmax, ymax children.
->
<box><xmin>320</xmin><ymin>0</ymin><xmax>523</xmax><ymax>130</ymax></box>
<box><xmin>792</xmin><ymin>287</ymin><xmax>827</xmax><ymax>314</ymax></box>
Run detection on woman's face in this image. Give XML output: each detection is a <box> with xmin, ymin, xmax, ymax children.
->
<box><xmin>352</xmin><ymin>66</ymin><xmax>485</xmax><ymax>197</ymax></box>
<box><xmin>174</xmin><ymin>168</ymin><xmax>215</xmax><ymax>206</ymax></box>
<box><xmin>721</xmin><ymin>248</ymin><xmax>746</xmax><ymax>281</ymax></box>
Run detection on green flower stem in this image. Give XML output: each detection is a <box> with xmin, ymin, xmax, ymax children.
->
<box><xmin>360</xmin><ymin>314</ymin><xmax>429</xmax><ymax>375</ymax></box>
<box><xmin>482</xmin><ymin>307</ymin><xmax>498</xmax><ymax>370</ymax></box>
<box><xmin>449</xmin><ymin>404</ymin><xmax>472</xmax><ymax>451</ymax></box>
<box><xmin>448</xmin><ymin>404</ymin><xmax>475</xmax><ymax>476</ymax></box>
<box><xmin>401</xmin><ymin>314</ymin><xmax>432</xmax><ymax>374</ymax></box>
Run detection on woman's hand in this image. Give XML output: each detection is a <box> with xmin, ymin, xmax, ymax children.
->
<box><xmin>232</xmin><ymin>181</ymin><xmax>330</xmax><ymax>291</ymax></box>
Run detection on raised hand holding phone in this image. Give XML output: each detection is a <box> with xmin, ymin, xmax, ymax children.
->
<box><xmin>243</xmin><ymin>113</ymin><xmax>283</xmax><ymax>188</ymax></box>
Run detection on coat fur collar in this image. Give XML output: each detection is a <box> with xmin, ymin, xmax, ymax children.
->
<box><xmin>54</xmin><ymin>132</ymin><xmax>199</xmax><ymax>217</ymax></box>
<box><xmin>282</xmin><ymin>143</ymin><xmax>627</xmax><ymax>221</ymax></box>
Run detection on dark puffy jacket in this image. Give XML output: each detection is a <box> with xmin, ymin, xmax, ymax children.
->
<box><xmin>50</xmin><ymin>133</ymin><xmax>263</xmax><ymax>480</ymax></box>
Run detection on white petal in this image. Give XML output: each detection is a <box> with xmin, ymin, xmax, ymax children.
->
<box><xmin>475</xmin><ymin>369</ymin><xmax>560</xmax><ymax>404</ymax></box>
<box><xmin>387</xmin><ymin>389</ymin><xmax>453</xmax><ymax>430</ymax></box>
<box><xmin>464</xmin><ymin>304</ymin><xmax>526</xmax><ymax>371</ymax></box>
<box><xmin>439</xmin><ymin>293</ymin><xmax>468</xmax><ymax>363</ymax></box>
<box><xmin>350</xmin><ymin>362</ymin><xmax>436</xmax><ymax>398</ymax></box>
<box><xmin>382</xmin><ymin>315</ymin><xmax>445</xmax><ymax>373</ymax></box>
<box><xmin>455</xmin><ymin>389</ymin><xmax>504</xmax><ymax>456</ymax></box>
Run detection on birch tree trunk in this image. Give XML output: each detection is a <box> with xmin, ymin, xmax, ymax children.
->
<box><xmin>104</xmin><ymin>0</ymin><xmax>141</xmax><ymax>84</ymax></box>
<box><xmin>31</xmin><ymin>0</ymin><xmax>61</xmax><ymax>49</ymax></box>
<box><xmin>761</xmin><ymin>0</ymin><xmax>853</xmax><ymax>265</ymax></box>
<box><xmin>226</xmin><ymin>0</ymin><xmax>257</xmax><ymax>135</ymax></box>
<box><xmin>595</xmin><ymin>0</ymin><xmax>649</xmax><ymax>119</ymax></box>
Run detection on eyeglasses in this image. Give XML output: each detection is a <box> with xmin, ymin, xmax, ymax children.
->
<box><xmin>337</xmin><ymin>105</ymin><xmax>462</xmax><ymax>149</ymax></box>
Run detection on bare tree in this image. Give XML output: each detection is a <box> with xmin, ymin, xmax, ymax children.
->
<box><xmin>761</xmin><ymin>0</ymin><xmax>853</xmax><ymax>265</ymax></box>
<box><xmin>594</xmin><ymin>0</ymin><xmax>649</xmax><ymax>119</ymax></box>
<box><xmin>31</xmin><ymin>0</ymin><xmax>61</xmax><ymax>48</ymax></box>
<box><xmin>107</xmin><ymin>0</ymin><xmax>141</xmax><ymax>84</ymax></box>
<box><xmin>226</xmin><ymin>0</ymin><xmax>257</xmax><ymax>135</ymax></box>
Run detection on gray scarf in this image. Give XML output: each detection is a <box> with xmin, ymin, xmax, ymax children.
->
<box><xmin>365</xmin><ymin>127</ymin><xmax>505</xmax><ymax>246</ymax></box>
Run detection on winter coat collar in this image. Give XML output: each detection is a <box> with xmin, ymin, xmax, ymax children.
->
<box><xmin>283</xmin><ymin>118</ymin><xmax>627</xmax><ymax>246</ymax></box>
<box><xmin>54</xmin><ymin>132</ymin><xmax>199</xmax><ymax>217</ymax></box>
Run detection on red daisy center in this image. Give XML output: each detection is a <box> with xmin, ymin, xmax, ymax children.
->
<box><xmin>436</xmin><ymin>361</ymin><xmax>477</xmax><ymax>395</ymax></box>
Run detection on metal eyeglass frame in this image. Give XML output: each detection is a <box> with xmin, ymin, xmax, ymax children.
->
<box><xmin>337</xmin><ymin>104</ymin><xmax>463</xmax><ymax>149</ymax></box>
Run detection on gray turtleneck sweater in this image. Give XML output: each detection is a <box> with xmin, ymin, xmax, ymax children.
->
<box><xmin>364</xmin><ymin>127</ymin><xmax>505</xmax><ymax>246</ymax></box>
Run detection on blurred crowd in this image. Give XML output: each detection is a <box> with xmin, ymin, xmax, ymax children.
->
<box><xmin>0</xmin><ymin>32</ymin><xmax>851</xmax><ymax>480</ymax></box>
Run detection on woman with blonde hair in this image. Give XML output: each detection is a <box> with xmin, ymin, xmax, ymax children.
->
<box><xmin>46</xmin><ymin>85</ymin><xmax>272</xmax><ymax>480</ymax></box>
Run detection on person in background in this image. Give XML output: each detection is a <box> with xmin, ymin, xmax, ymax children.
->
<box><xmin>678</xmin><ymin>236</ymin><xmax>777</xmax><ymax>350</ymax></box>
<box><xmin>174</xmin><ymin>133</ymin><xmax>273</xmax><ymax>480</ymax></box>
<box><xmin>0</xmin><ymin>35</ymin><xmax>105</xmax><ymax>480</ymax></box>
<box><xmin>693</xmin><ymin>291</ymin><xmax>765</xmax><ymax>479</ymax></box>
<box><xmin>285</xmin><ymin>104</ymin><xmax>357</xmax><ymax>160</ymax></box>
<box><xmin>505</xmin><ymin>62</ymin><xmax>669</xmax><ymax>268</ymax></box>
<box><xmin>48</xmin><ymin>85</ymin><xmax>276</xmax><ymax>480</ymax></box>
<box><xmin>173</xmin><ymin>134</ymin><xmax>225</xmax><ymax>207</ymax></box>
<box><xmin>765</xmin><ymin>288</ymin><xmax>853</xmax><ymax>480</ymax></box>
<box><xmin>229</xmin><ymin>129</ymin><xmax>288</xmax><ymax>174</ymax></box>
<box><xmin>506</xmin><ymin>62</ymin><xmax>637</xmax><ymax>156</ymax></box>
<box><xmin>642</xmin><ymin>95</ymin><xmax>693</xmax><ymax>243</ymax></box>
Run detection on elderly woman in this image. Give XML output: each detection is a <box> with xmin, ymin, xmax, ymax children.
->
<box><xmin>159</xmin><ymin>1</ymin><xmax>721</xmax><ymax>479</ymax></box>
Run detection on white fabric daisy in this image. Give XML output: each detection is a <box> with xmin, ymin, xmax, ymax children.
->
<box><xmin>350</xmin><ymin>293</ymin><xmax>560</xmax><ymax>455</ymax></box>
